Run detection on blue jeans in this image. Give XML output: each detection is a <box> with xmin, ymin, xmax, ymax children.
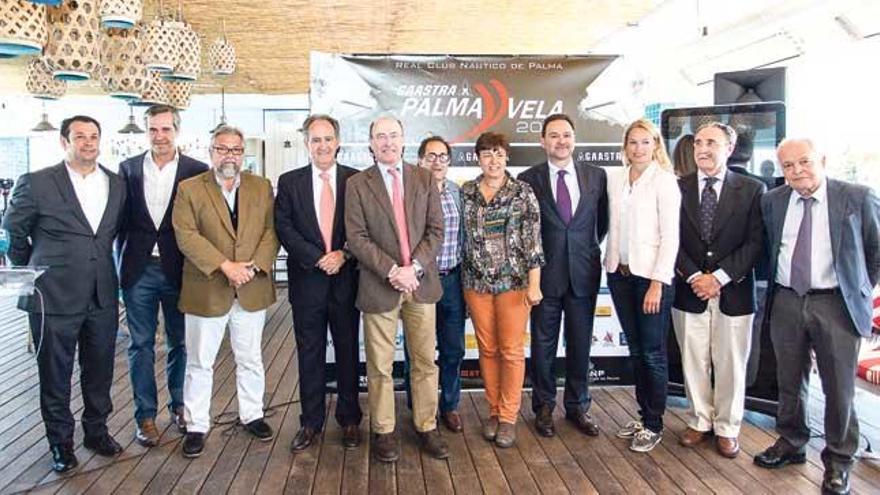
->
<box><xmin>405</xmin><ymin>266</ymin><xmax>466</xmax><ymax>413</ymax></box>
<box><xmin>607</xmin><ymin>270</ymin><xmax>674</xmax><ymax>433</ymax></box>
<box><xmin>123</xmin><ymin>260</ymin><xmax>186</xmax><ymax>422</ymax></box>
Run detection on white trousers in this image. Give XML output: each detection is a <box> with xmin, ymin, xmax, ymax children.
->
<box><xmin>183</xmin><ymin>300</ymin><xmax>267</xmax><ymax>433</ymax></box>
<box><xmin>672</xmin><ymin>298</ymin><xmax>753</xmax><ymax>437</ymax></box>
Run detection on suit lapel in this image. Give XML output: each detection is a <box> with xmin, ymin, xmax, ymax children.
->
<box><xmin>236</xmin><ymin>175</ymin><xmax>252</xmax><ymax>239</ymax></box>
<box><xmin>333</xmin><ymin>167</ymin><xmax>347</xmax><ymax>246</ymax></box>
<box><xmin>132</xmin><ymin>153</ymin><xmax>156</xmax><ymax>231</ymax></box>
<box><xmin>570</xmin><ymin>163</ymin><xmax>590</xmax><ymax>223</ymax></box>
<box><xmin>403</xmin><ymin>163</ymin><xmax>418</xmax><ymax>241</ymax></box>
<box><xmin>539</xmin><ymin>163</ymin><xmax>565</xmax><ymax>225</ymax></box>
<box><xmin>301</xmin><ymin>167</ymin><xmax>323</xmax><ymax>245</ymax></box>
<box><xmin>365</xmin><ymin>166</ymin><xmax>398</xmax><ymax>236</ymax></box>
<box><xmin>711</xmin><ymin>172</ymin><xmax>740</xmax><ymax>238</ymax></box>
<box><xmin>771</xmin><ymin>187</ymin><xmax>791</xmax><ymax>260</ymax></box>
<box><xmin>51</xmin><ymin>163</ymin><xmax>92</xmax><ymax>232</ymax></box>
<box><xmin>827</xmin><ymin>179</ymin><xmax>846</xmax><ymax>262</ymax></box>
<box><xmin>203</xmin><ymin>173</ymin><xmax>236</xmax><ymax>238</ymax></box>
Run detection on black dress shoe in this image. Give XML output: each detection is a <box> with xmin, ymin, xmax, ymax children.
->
<box><xmin>50</xmin><ymin>443</ymin><xmax>78</xmax><ymax>473</ymax></box>
<box><xmin>341</xmin><ymin>424</ymin><xmax>361</xmax><ymax>449</ymax></box>
<box><xmin>83</xmin><ymin>434</ymin><xmax>123</xmax><ymax>457</ymax></box>
<box><xmin>822</xmin><ymin>467</ymin><xmax>851</xmax><ymax>495</ymax></box>
<box><xmin>182</xmin><ymin>432</ymin><xmax>205</xmax><ymax>458</ymax></box>
<box><xmin>535</xmin><ymin>405</ymin><xmax>555</xmax><ymax>437</ymax></box>
<box><xmin>753</xmin><ymin>442</ymin><xmax>807</xmax><ymax>469</ymax></box>
<box><xmin>244</xmin><ymin>419</ymin><xmax>274</xmax><ymax>441</ymax></box>
<box><xmin>290</xmin><ymin>427</ymin><xmax>319</xmax><ymax>452</ymax></box>
<box><xmin>566</xmin><ymin>411</ymin><xmax>600</xmax><ymax>436</ymax></box>
<box><xmin>170</xmin><ymin>406</ymin><xmax>187</xmax><ymax>434</ymax></box>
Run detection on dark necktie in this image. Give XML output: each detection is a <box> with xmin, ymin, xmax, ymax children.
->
<box><xmin>556</xmin><ymin>169</ymin><xmax>572</xmax><ymax>225</ymax></box>
<box><xmin>790</xmin><ymin>196</ymin><xmax>814</xmax><ymax>296</ymax></box>
<box><xmin>699</xmin><ymin>176</ymin><xmax>718</xmax><ymax>242</ymax></box>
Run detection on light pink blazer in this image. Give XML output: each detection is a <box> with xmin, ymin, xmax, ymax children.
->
<box><xmin>603</xmin><ymin>162</ymin><xmax>681</xmax><ymax>285</ymax></box>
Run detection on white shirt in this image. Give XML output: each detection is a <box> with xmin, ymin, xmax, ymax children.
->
<box><xmin>215</xmin><ymin>172</ymin><xmax>241</xmax><ymax>211</ymax></box>
<box><xmin>65</xmin><ymin>163</ymin><xmax>108</xmax><ymax>234</ymax></box>
<box><xmin>547</xmin><ymin>159</ymin><xmax>580</xmax><ymax>216</ymax></box>
<box><xmin>379</xmin><ymin>160</ymin><xmax>405</xmax><ymax>201</ymax></box>
<box><xmin>775</xmin><ymin>178</ymin><xmax>838</xmax><ymax>289</ymax></box>
<box><xmin>312</xmin><ymin>163</ymin><xmax>337</xmax><ymax>225</ymax></box>
<box><xmin>618</xmin><ymin>169</ymin><xmax>638</xmax><ymax>264</ymax></box>
<box><xmin>143</xmin><ymin>152</ymin><xmax>179</xmax><ymax>255</ymax></box>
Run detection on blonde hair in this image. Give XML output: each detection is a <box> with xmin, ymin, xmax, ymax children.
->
<box><xmin>621</xmin><ymin>118</ymin><xmax>673</xmax><ymax>172</ymax></box>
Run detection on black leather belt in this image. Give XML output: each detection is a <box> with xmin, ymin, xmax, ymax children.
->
<box><xmin>439</xmin><ymin>264</ymin><xmax>460</xmax><ymax>277</ymax></box>
<box><xmin>775</xmin><ymin>283</ymin><xmax>839</xmax><ymax>296</ymax></box>
<box><xmin>618</xmin><ymin>264</ymin><xmax>632</xmax><ymax>277</ymax></box>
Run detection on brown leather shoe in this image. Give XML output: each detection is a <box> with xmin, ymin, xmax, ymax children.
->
<box><xmin>716</xmin><ymin>436</ymin><xmax>740</xmax><ymax>458</ymax></box>
<box><xmin>679</xmin><ymin>427</ymin><xmax>709</xmax><ymax>447</ymax></box>
<box><xmin>290</xmin><ymin>427</ymin><xmax>319</xmax><ymax>453</ymax></box>
<box><xmin>373</xmin><ymin>432</ymin><xmax>400</xmax><ymax>463</ymax></box>
<box><xmin>417</xmin><ymin>429</ymin><xmax>449</xmax><ymax>459</ymax></box>
<box><xmin>566</xmin><ymin>410</ymin><xmax>599</xmax><ymax>437</ymax></box>
<box><xmin>135</xmin><ymin>419</ymin><xmax>160</xmax><ymax>447</ymax></box>
<box><xmin>495</xmin><ymin>422</ymin><xmax>516</xmax><ymax>448</ymax></box>
<box><xmin>534</xmin><ymin>405</ymin><xmax>555</xmax><ymax>437</ymax></box>
<box><xmin>170</xmin><ymin>406</ymin><xmax>187</xmax><ymax>434</ymax></box>
<box><xmin>341</xmin><ymin>424</ymin><xmax>361</xmax><ymax>449</ymax></box>
<box><xmin>440</xmin><ymin>411</ymin><xmax>463</xmax><ymax>433</ymax></box>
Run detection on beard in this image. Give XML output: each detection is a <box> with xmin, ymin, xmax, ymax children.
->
<box><xmin>216</xmin><ymin>161</ymin><xmax>238</xmax><ymax>179</ymax></box>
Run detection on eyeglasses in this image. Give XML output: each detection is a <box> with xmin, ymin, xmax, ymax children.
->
<box><xmin>423</xmin><ymin>152</ymin><xmax>450</xmax><ymax>164</ymax></box>
<box><xmin>213</xmin><ymin>146</ymin><xmax>245</xmax><ymax>156</ymax></box>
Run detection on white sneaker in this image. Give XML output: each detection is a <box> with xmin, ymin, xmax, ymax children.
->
<box><xmin>630</xmin><ymin>429</ymin><xmax>662</xmax><ymax>452</ymax></box>
<box><xmin>616</xmin><ymin>420</ymin><xmax>644</xmax><ymax>439</ymax></box>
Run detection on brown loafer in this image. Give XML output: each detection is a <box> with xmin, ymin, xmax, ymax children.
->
<box><xmin>566</xmin><ymin>410</ymin><xmax>599</xmax><ymax>437</ymax></box>
<box><xmin>373</xmin><ymin>432</ymin><xmax>399</xmax><ymax>463</ymax></box>
<box><xmin>290</xmin><ymin>427</ymin><xmax>319</xmax><ymax>453</ymax></box>
<box><xmin>679</xmin><ymin>427</ymin><xmax>709</xmax><ymax>447</ymax></box>
<box><xmin>341</xmin><ymin>424</ymin><xmax>361</xmax><ymax>449</ymax></box>
<box><xmin>440</xmin><ymin>411</ymin><xmax>463</xmax><ymax>433</ymax></box>
<box><xmin>716</xmin><ymin>436</ymin><xmax>740</xmax><ymax>458</ymax></box>
<box><xmin>135</xmin><ymin>419</ymin><xmax>160</xmax><ymax>447</ymax></box>
<box><xmin>483</xmin><ymin>416</ymin><xmax>500</xmax><ymax>441</ymax></box>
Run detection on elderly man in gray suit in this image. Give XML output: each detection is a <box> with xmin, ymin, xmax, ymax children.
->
<box><xmin>753</xmin><ymin>138</ymin><xmax>880</xmax><ymax>495</ymax></box>
<box><xmin>345</xmin><ymin>116</ymin><xmax>447</xmax><ymax>462</ymax></box>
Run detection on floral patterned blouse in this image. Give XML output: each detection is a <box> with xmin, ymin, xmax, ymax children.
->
<box><xmin>461</xmin><ymin>172</ymin><xmax>545</xmax><ymax>294</ymax></box>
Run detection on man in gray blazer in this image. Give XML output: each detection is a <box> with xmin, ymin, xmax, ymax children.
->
<box><xmin>2</xmin><ymin>116</ymin><xmax>126</xmax><ymax>473</ymax></box>
<box><xmin>345</xmin><ymin>116</ymin><xmax>446</xmax><ymax>462</ymax></box>
<box><xmin>753</xmin><ymin>138</ymin><xmax>880</xmax><ymax>495</ymax></box>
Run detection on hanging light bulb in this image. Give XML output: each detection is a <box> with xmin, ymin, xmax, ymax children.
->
<box><xmin>31</xmin><ymin>101</ymin><xmax>57</xmax><ymax>132</ymax></box>
<box><xmin>118</xmin><ymin>105</ymin><xmax>144</xmax><ymax>134</ymax></box>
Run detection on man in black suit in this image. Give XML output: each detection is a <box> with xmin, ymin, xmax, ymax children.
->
<box><xmin>518</xmin><ymin>113</ymin><xmax>608</xmax><ymax>438</ymax></box>
<box><xmin>274</xmin><ymin>114</ymin><xmax>362</xmax><ymax>452</ymax></box>
<box><xmin>116</xmin><ymin>104</ymin><xmax>208</xmax><ymax>447</ymax></box>
<box><xmin>672</xmin><ymin>122</ymin><xmax>764</xmax><ymax>459</ymax></box>
<box><xmin>754</xmin><ymin>138</ymin><xmax>880</xmax><ymax>495</ymax></box>
<box><xmin>1</xmin><ymin>116</ymin><xmax>126</xmax><ymax>472</ymax></box>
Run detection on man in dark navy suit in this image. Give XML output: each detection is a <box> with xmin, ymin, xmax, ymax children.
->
<box><xmin>754</xmin><ymin>138</ymin><xmax>880</xmax><ymax>495</ymax></box>
<box><xmin>117</xmin><ymin>105</ymin><xmax>208</xmax><ymax>447</ymax></box>
<box><xmin>274</xmin><ymin>114</ymin><xmax>362</xmax><ymax>452</ymax></box>
<box><xmin>2</xmin><ymin>116</ymin><xmax>126</xmax><ymax>473</ymax></box>
<box><xmin>518</xmin><ymin>113</ymin><xmax>608</xmax><ymax>438</ymax></box>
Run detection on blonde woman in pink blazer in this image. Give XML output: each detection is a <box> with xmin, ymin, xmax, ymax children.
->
<box><xmin>604</xmin><ymin>118</ymin><xmax>681</xmax><ymax>453</ymax></box>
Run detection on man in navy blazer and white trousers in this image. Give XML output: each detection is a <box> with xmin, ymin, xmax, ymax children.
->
<box><xmin>518</xmin><ymin>113</ymin><xmax>608</xmax><ymax>438</ymax></box>
<box><xmin>117</xmin><ymin>105</ymin><xmax>208</xmax><ymax>446</ymax></box>
<box><xmin>754</xmin><ymin>138</ymin><xmax>880</xmax><ymax>495</ymax></box>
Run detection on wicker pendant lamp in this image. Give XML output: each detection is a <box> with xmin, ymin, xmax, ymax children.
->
<box><xmin>164</xmin><ymin>80</ymin><xmax>192</xmax><ymax>110</ymax></box>
<box><xmin>0</xmin><ymin>1</ymin><xmax>47</xmax><ymax>57</ymax></box>
<box><xmin>130</xmin><ymin>69</ymin><xmax>169</xmax><ymax>106</ymax></box>
<box><xmin>100</xmin><ymin>0</ymin><xmax>143</xmax><ymax>29</ymax></box>
<box><xmin>99</xmin><ymin>25</ymin><xmax>147</xmax><ymax>100</ymax></box>
<box><xmin>44</xmin><ymin>0</ymin><xmax>101</xmax><ymax>81</ymax></box>
<box><xmin>25</xmin><ymin>57</ymin><xmax>66</xmax><ymax>100</ymax></box>
<box><xmin>143</xmin><ymin>1</ymin><xmax>178</xmax><ymax>73</ymax></box>
<box><xmin>208</xmin><ymin>20</ymin><xmax>235</xmax><ymax>76</ymax></box>
<box><xmin>163</xmin><ymin>1</ymin><xmax>200</xmax><ymax>82</ymax></box>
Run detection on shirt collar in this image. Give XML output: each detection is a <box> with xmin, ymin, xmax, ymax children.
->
<box><xmin>65</xmin><ymin>161</ymin><xmax>103</xmax><ymax>180</ymax></box>
<box><xmin>312</xmin><ymin>162</ymin><xmax>337</xmax><ymax>179</ymax></box>
<box><xmin>144</xmin><ymin>150</ymin><xmax>179</xmax><ymax>171</ymax></box>
<box><xmin>698</xmin><ymin>165</ymin><xmax>726</xmax><ymax>184</ymax></box>
<box><xmin>214</xmin><ymin>170</ymin><xmax>241</xmax><ymax>191</ymax></box>
<box><xmin>547</xmin><ymin>159</ymin><xmax>575</xmax><ymax>176</ymax></box>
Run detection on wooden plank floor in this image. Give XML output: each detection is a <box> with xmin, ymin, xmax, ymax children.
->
<box><xmin>1</xmin><ymin>292</ymin><xmax>880</xmax><ymax>494</ymax></box>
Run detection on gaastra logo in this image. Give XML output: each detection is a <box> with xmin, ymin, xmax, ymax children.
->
<box><xmin>397</xmin><ymin>80</ymin><xmax>562</xmax><ymax>142</ymax></box>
